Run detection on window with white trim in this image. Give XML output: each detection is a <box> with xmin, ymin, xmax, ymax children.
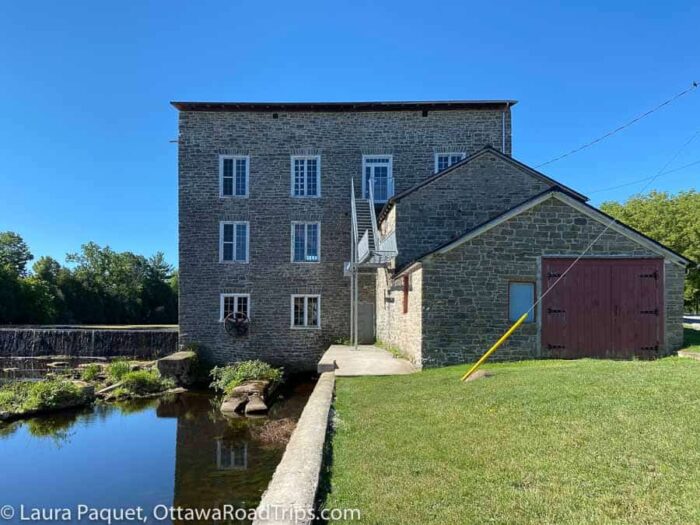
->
<box><xmin>362</xmin><ymin>155</ymin><xmax>393</xmax><ymax>202</ymax></box>
<box><xmin>220</xmin><ymin>221</ymin><xmax>249</xmax><ymax>262</ymax></box>
<box><xmin>292</xmin><ymin>222</ymin><xmax>320</xmax><ymax>262</ymax></box>
<box><xmin>220</xmin><ymin>293</ymin><xmax>250</xmax><ymax>322</ymax></box>
<box><xmin>291</xmin><ymin>155</ymin><xmax>320</xmax><ymax>197</ymax></box>
<box><xmin>220</xmin><ymin>155</ymin><xmax>249</xmax><ymax>197</ymax></box>
<box><xmin>216</xmin><ymin>440</ymin><xmax>247</xmax><ymax>470</ymax></box>
<box><xmin>291</xmin><ymin>295</ymin><xmax>320</xmax><ymax>328</ymax></box>
<box><xmin>435</xmin><ymin>152</ymin><xmax>466</xmax><ymax>172</ymax></box>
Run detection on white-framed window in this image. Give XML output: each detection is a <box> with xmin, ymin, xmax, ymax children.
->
<box><xmin>291</xmin><ymin>155</ymin><xmax>320</xmax><ymax>197</ymax></box>
<box><xmin>362</xmin><ymin>155</ymin><xmax>393</xmax><ymax>202</ymax></box>
<box><xmin>219</xmin><ymin>293</ymin><xmax>250</xmax><ymax>322</ymax></box>
<box><xmin>220</xmin><ymin>155</ymin><xmax>249</xmax><ymax>197</ymax></box>
<box><xmin>219</xmin><ymin>221</ymin><xmax>249</xmax><ymax>263</ymax></box>
<box><xmin>291</xmin><ymin>222</ymin><xmax>321</xmax><ymax>263</ymax></box>
<box><xmin>508</xmin><ymin>282</ymin><xmax>535</xmax><ymax>323</ymax></box>
<box><xmin>434</xmin><ymin>152</ymin><xmax>466</xmax><ymax>173</ymax></box>
<box><xmin>291</xmin><ymin>295</ymin><xmax>321</xmax><ymax>329</ymax></box>
<box><xmin>216</xmin><ymin>440</ymin><xmax>247</xmax><ymax>470</ymax></box>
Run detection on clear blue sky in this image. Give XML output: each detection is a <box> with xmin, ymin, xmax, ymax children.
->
<box><xmin>1</xmin><ymin>0</ymin><xmax>698</xmax><ymax>269</ymax></box>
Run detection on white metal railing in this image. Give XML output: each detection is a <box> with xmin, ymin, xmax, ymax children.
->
<box><xmin>357</xmin><ymin>230</ymin><xmax>370</xmax><ymax>263</ymax></box>
<box><xmin>367</xmin><ymin>176</ymin><xmax>379</xmax><ymax>249</ymax></box>
<box><xmin>377</xmin><ymin>230</ymin><xmax>397</xmax><ymax>254</ymax></box>
<box><xmin>350</xmin><ymin>178</ymin><xmax>359</xmax><ymax>244</ymax></box>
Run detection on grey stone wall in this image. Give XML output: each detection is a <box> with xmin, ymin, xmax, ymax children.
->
<box><xmin>416</xmin><ymin>198</ymin><xmax>685</xmax><ymax>367</ymax></box>
<box><xmin>376</xmin><ymin>267</ymin><xmax>423</xmax><ymax>365</ymax></box>
<box><xmin>178</xmin><ymin>108</ymin><xmax>510</xmax><ymax>370</ymax></box>
<box><xmin>393</xmin><ymin>150</ymin><xmax>551</xmax><ymax>268</ymax></box>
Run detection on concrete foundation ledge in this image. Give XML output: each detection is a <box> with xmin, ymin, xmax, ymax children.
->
<box><xmin>253</xmin><ymin>372</ymin><xmax>335</xmax><ymax>525</ymax></box>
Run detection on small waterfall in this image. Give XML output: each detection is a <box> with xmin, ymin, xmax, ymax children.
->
<box><xmin>0</xmin><ymin>327</ymin><xmax>178</xmax><ymax>360</ymax></box>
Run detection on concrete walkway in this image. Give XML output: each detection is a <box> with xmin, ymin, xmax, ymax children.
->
<box><xmin>318</xmin><ymin>344</ymin><xmax>416</xmax><ymax>376</ymax></box>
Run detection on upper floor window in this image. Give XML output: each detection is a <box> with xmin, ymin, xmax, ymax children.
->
<box><xmin>220</xmin><ymin>293</ymin><xmax>250</xmax><ymax>322</ymax></box>
<box><xmin>362</xmin><ymin>155</ymin><xmax>393</xmax><ymax>202</ymax></box>
<box><xmin>220</xmin><ymin>221</ymin><xmax>249</xmax><ymax>263</ymax></box>
<box><xmin>292</xmin><ymin>222</ymin><xmax>320</xmax><ymax>262</ymax></box>
<box><xmin>435</xmin><ymin>152</ymin><xmax>466</xmax><ymax>173</ymax></box>
<box><xmin>220</xmin><ymin>155</ymin><xmax>249</xmax><ymax>197</ymax></box>
<box><xmin>291</xmin><ymin>155</ymin><xmax>320</xmax><ymax>197</ymax></box>
<box><xmin>291</xmin><ymin>294</ymin><xmax>320</xmax><ymax>329</ymax></box>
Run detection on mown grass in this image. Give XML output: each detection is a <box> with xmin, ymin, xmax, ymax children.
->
<box><xmin>324</xmin><ymin>357</ymin><xmax>700</xmax><ymax>524</ymax></box>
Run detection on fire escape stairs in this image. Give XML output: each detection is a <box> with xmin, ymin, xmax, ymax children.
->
<box><xmin>345</xmin><ymin>178</ymin><xmax>398</xmax><ymax>277</ymax></box>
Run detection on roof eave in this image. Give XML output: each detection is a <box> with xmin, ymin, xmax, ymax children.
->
<box><xmin>170</xmin><ymin>100</ymin><xmax>518</xmax><ymax>113</ymax></box>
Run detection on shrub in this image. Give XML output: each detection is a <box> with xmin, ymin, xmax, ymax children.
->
<box><xmin>0</xmin><ymin>379</ymin><xmax>90</xmax><ymax>414</ymax></box>
<box><xmin>106</xmin><ymin>359</ymin><xmax>131</xmax><ymax>383</ymax></box>
<box><xmin>21</xmin><ymin>380</ymin><xmax>88</xmax><ymax>412</ymax></box>
<box><xmin>210</xmin><ymin>360</ymin><xmax>283</xmax><ymax>395</ymax></box>
<box><xmin>119</xmin><ymin>370</ymin><xmax>172</xmax><ymax>396</ymax></box>
<box><xmin>80</xmin><ymin>364</ymin><xmax>101</xmax><ymax>382</ymax></box>
<box><xmin>0</xmin><ymin>382</ymin><xmax>31</xmax><ymax>412</ymax></box>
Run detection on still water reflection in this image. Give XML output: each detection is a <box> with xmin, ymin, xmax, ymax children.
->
<box><xmin>0</xmin><ymin>383</ymin><xmax>313</xmax><ymax>524</ymax></box>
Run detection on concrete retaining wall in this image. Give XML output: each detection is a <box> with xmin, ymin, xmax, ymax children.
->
<box><xmin>0</xmin><ymin>327</ymin><xmax>178</xmax><ymax>359</ymax></box>
<box><xmin>253</xmin><ymin>372</ymin><xmax>335</xmax><ymax>525</ymax></box>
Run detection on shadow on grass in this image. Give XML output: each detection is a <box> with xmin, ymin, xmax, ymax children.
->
<box><xmin>313</xmin><ymin>404</ymin><xmax>336</xmax><ymax>524</ymax></box>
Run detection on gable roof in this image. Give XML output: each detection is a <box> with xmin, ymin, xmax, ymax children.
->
<box><xmin>393</xmin><ymin>188</ymin><xmax>691</xmax><ymax>277</ymax></box>
<box><xmin>377</xmin><ymin>146</ymin><xmax>588</xmax><ymax>223</ymax></box>
<box><xmin>171</xmin><ymin>100</ymin><xmax>517</xmax><ymax>113</ymax></box>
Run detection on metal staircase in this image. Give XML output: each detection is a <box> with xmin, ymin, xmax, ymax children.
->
<box><xmin>345</xmin><ymin>177</ymin><xmax>398</xmax><ymax>348</ymax></box>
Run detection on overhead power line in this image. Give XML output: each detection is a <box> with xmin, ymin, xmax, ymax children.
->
<box><xmin>587</xmin><ymin>158</ymin><xmax>700</xmax><ymax>194</ymax></box>
<box><xmin>528</xmin><ymin>128</ymin><xmax>699</xmax><ymax>315</ymax></box>
<box><xmin>535</xmin><ymin>81</ymin><xmax>699</xmax><ymax>168</ymax></box>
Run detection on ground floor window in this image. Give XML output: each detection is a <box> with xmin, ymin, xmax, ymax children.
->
<box><xmin>291</xmin><ymin>294</ymin><xmax>320</xmax><ymax>328</ymax></box>
<box><xmin>508</xmin><ymin>282</ymin><xmax>535</xmax><ymax>323</ymax></box>
<box><xmin>220</xmin><ymin>293</ymin><xmax>250</xmax><ymax>322</ymax></box>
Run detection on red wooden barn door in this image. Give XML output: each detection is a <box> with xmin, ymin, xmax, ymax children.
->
<box><xmin>541</xmin><ymin>258</ymin><xmax>663</xmax><ymax>359</ymax></box>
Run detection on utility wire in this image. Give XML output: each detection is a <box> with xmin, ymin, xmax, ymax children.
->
<box><xmin>587</xmin><ymin>158</ymin><xmax>700</xmax><ymax>194</ymax></box>
<box><xmin>535</xmin><ymin>82</ymin><xmax>698</xmax><ymax>168</ymax></box>
<box><xmin>526</xmin><ymin>128</ymin><xmax>700</xmax><ymax>316</ymax></box>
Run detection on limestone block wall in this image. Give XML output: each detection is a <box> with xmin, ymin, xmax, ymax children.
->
<box><xmin>376</xmin><ymin>267</ymin><xmax>423</xmax><ymax>365</ymax></box>
<box><xmin>178</xmin><ymin>107</ymin><xmax>510</xmax><ymax>370</ymax></box>
<box><xmin>419</xmin><ymin>198</ymin><xmax>685</xmax><ymax>367</ymax></box>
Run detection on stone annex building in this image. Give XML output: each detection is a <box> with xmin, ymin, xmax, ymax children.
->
<box><xmin>173</xmin><ymin>100</ymin><xmax>690</xmax><ymax>371</ymax></box>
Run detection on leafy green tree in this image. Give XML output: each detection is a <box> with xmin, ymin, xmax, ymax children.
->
<box><xmin>601</xmin><ymin>190</ymin><xmax>700</xmax><ymax>312</ymax></box>
<box><xmin>141</xmin><ymin>252</ymin><xmax>177</xmax><ymax>323</ymax></box>
<box><xmin>0</xmin><ymin>231</ymin><xmax>33</xmax><ymax>276</ymax></box>
<box><xmin>0</xmin><ymin>235</ymin><xmax>177</xmax><ymax>325</ymax></box>
<box><xmin>0</xmin><ymin>265</ymin><xmax>23</xmax><ymax>323</ymax></box>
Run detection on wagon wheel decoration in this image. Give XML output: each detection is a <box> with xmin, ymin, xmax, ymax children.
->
<box><xmin>224</xmin><ymin>311</ymin><xmax>250</xmax><ymax>336</ymax></box>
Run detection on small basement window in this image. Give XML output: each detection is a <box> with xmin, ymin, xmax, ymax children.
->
<box><xmin>508</xmin><ymin>282</ymin><xmax>535</xmax><ymax>323</ymax></box>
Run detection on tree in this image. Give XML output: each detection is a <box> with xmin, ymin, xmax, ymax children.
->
<box><xmin>33</xmin><ymin>256</ymin><xmax>62</xmax><ymax>285</ymax></box>
<box><xmin>0</xmin><ymin>231</ymin><xmax>33</xmax><ymax>276</ymax></box>
<box><xmin>601</xmin><ymin>190</ymin><xmax>700</xmax><ymax>312</ymax></box>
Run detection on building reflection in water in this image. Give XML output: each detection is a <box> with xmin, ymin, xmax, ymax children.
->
<box><xmin>157</xmin><ymin>382</ymin><xmax>314</xmax><ymax>522</ymax></box>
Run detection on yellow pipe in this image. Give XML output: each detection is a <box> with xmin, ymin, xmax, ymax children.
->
<box><xmin>461</xmin><ymin>312</ymin><xmax>529</xmax><ymax>382</ymax></box>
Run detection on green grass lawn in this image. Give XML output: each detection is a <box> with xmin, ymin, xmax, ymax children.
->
<box><xmin>323</xmin><ymin>346</ymin><xmax>700</xmax><ymax>524</ymax></box>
